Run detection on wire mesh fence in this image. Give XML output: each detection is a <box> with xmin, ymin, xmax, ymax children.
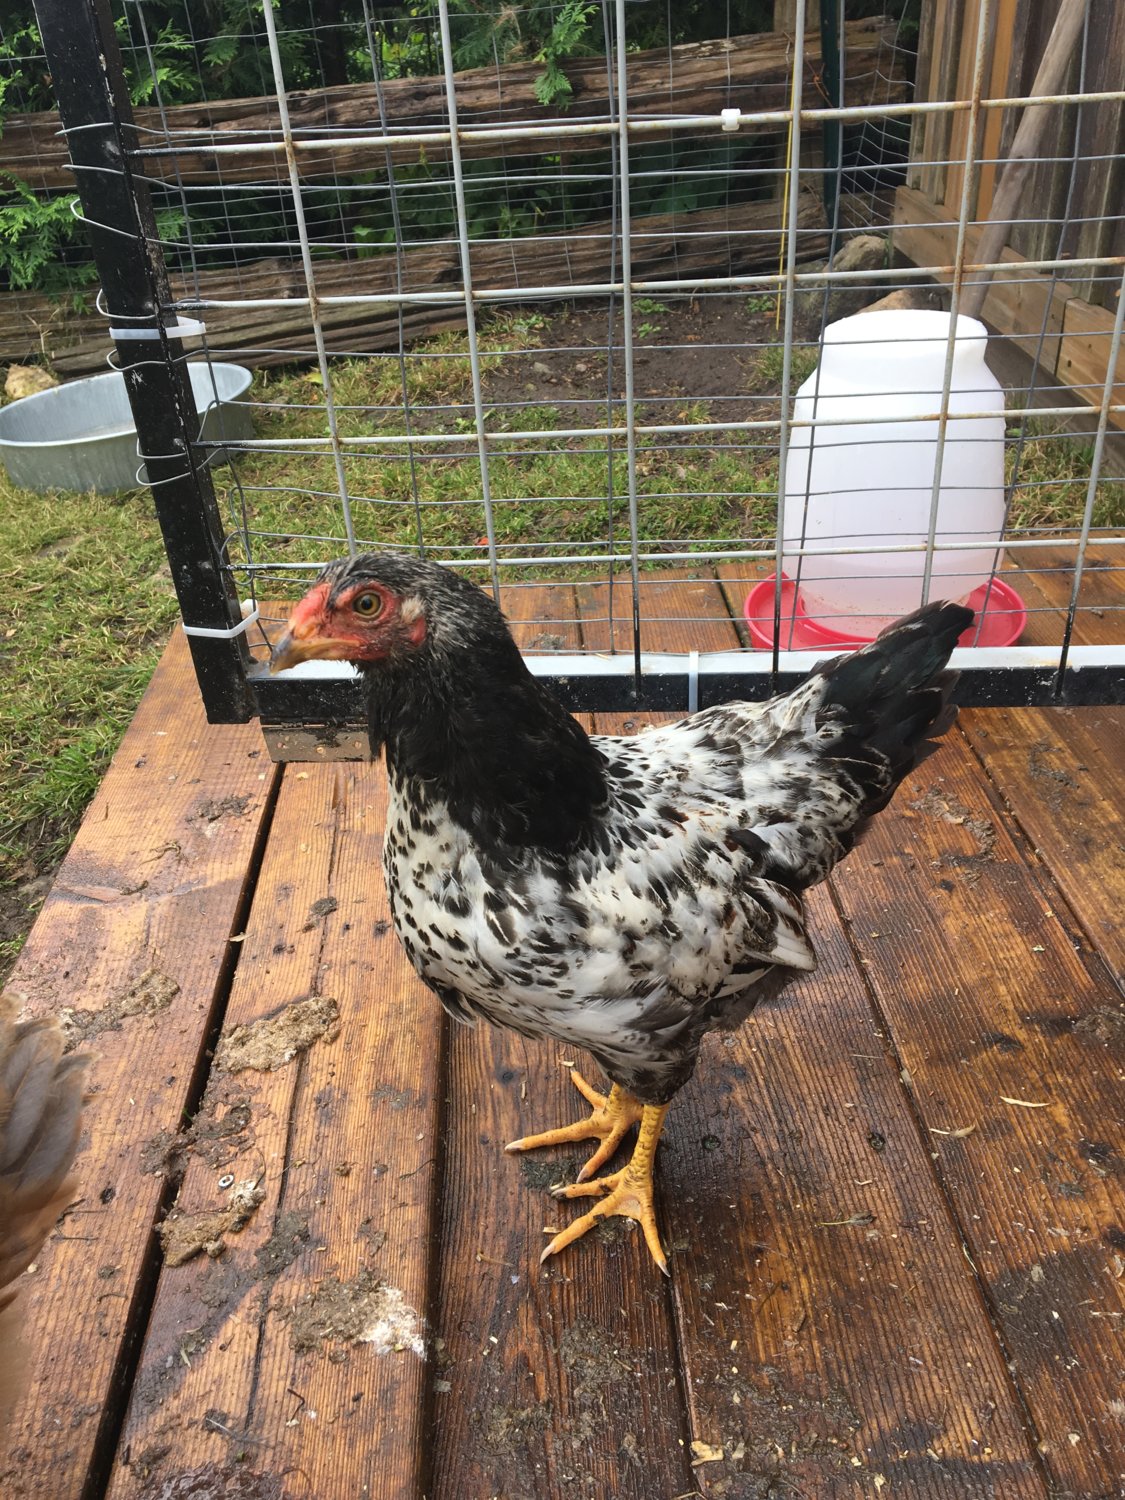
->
<box><xmin>11</xmin><ymin>0</ymin><xmax>1125</xmax><ymax>729</ymax></box>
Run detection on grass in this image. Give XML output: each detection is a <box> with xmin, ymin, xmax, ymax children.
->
<box><xmin>218</xmin><ymin>320</ymin><xmax>783</xmax><ymax>592</ymax></box>
<box><xmin>1</xmin><ymin>317</ymin><xmax>1121</xmax><ymax>979</ymax></box>
<box><xmin>0</xmin><ymin>481</ymin><xmax>178</xmax><ymax>972</ymax></box>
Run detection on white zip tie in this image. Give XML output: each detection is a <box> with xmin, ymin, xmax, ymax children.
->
<box><xmin>96</xmin><ymin>288</ymin><xmax>206</xmax><ymax>339</ymax></box>
<box><xmin>687</xmin><ymin>649</ymin><xmax>700</xmax><ymax>713</ymax></box>
<box><xmin>182</xmin><ymin>603</ymin><xmax>259</xmax><ymax>640</ymax></box>
<box><xmin>110</xmin><ymin>316</ymin><xmax>206</xmax><ymax>340</ymax></box>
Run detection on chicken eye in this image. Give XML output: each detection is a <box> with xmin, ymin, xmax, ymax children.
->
<box><xmin>353</xmin><ymin>591</ymin><xmax>382</xmax><ymax>618</ymax></box>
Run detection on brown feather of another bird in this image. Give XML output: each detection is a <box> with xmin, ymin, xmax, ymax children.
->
<box><xmin>0</xmin><ymin>996</ymin><xmax>86</xmax><ymax>1423</ymax></box>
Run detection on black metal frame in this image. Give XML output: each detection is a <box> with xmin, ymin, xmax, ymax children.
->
<box><xmin>32</xmin><ymin>0</ymin><xmax>1125</xmax><ymax>746</ymax></box>
<box><xmin>34</xmin><ymin>0</ymin><xmax>252</xmax><ymax>723</ymax></box>
<box><xmin>251</xmin><ymin>659</ymin><xmax>1125</xmax><ymax>735</ymax></box>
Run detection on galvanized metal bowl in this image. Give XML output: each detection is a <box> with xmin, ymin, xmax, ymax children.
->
<box><xmin>0</xmin><ymin>362</ymin><xmax>253</xmax><ymax>493</ymax></box>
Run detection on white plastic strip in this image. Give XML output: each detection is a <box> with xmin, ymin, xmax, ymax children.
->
<box><xmin>109</xmin><ymin>316</ymin><xmax>206</xmax><ymax>340</ymax></box>
<box><xmin>182</xmin><ymin>604</ymin><xmax>260</xmax><ymax>640</ymax></box>
<box><xmin>687</xmin><ymin>650</ymin><xmax>700</xmax><ymax>713</ymax></box>
<box><xmin>521</xmin><ymin>644</ymin><xmax>1124</xmax><ymax>678</ymax></box>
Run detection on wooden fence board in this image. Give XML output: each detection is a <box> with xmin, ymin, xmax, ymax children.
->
<box><xmin>1057</xmin><ymin>296</ymin><xmax>1125</xmax><ymax>417</ymax></box>
<box><xmin>0</xmin><ymin>632</ymin><xmax>279</xmax><ymax>1499</ymax></box>
<box><xmin>892</xmin><ymin>185</ymin><xmax>1073</xmax><ymax>371</ymax></box>
<box><xmin>106</xmin><ymin>762</ymin><xmax>443</xmax><ymax>1500</ymax></box>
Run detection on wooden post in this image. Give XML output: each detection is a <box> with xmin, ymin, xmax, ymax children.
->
<box><xmin>962</xmin><ymin>0</ymin><xmax>1088</xmax><ymax>318</ymax></box>
<box><xmin>31</xmin><ymin>0</ymin><xmax>253</xmax><ymax>722</ymax></box>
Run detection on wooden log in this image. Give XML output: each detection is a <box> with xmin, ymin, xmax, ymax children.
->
<box><xmin>5</xmin><ymin>190</ymin><xmax>828</xmax><ymax>377</ymax></box>
<box><xmin>2</xmin><ymin>19</ymin><xmax>905</xmax><ymax>192</ymax></box>
<box><xmin>0</xmin><ymin>630</ymin><xmax>278</xmax><ymax>1499</ymax></box>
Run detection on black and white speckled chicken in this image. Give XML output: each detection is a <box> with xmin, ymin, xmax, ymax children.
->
<box><xmin>272</xmin><ymin>556</ymin><xmax>970</xmax><ymax>1271</ymax></box>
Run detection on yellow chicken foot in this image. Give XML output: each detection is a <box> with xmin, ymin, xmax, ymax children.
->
<box><xmin>505</xmin><ymin>1071</ymin><xmax>644</xmax><ymax>1181</ymax></box>
<box><xmin>540</xmin><ymin>1103</ymin><xmax>670</xmax><ymax>1274</ymax></box>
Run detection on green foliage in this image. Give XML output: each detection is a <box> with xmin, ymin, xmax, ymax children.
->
<box><xmin>0</xmin><ymin>177</ymin><xmax>96</xmax><ymax>294</ymax></box>
<box><xmin>533</xmin><ymin>0</ymin><xmax>596</xmax><ymax>108</ymax></box>
<box><xmin>116</xmin><ymin>15</ymin><xmax>197</xmax><ymax>104</ymax></box>
<box><xmin>0</xmin><ymin>1</ymin><xmax>920</xmax><ymax>301</ymax></box>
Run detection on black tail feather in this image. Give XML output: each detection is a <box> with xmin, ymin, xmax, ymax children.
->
<box><xmin>815</xmin><ymin>600</ymin><xmax>972</xmax><ymax>819</ymax></box>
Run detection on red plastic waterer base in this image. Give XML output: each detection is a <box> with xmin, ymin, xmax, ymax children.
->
<box><xmin>744</xmin><ymin>574</ymin><xmax>1026</xmax><ymax>650</ymax></box>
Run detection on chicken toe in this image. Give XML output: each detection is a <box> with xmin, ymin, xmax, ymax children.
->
<box><xmin>505</xmin><ymin>1071</ymin><xmax>644</xmax><ymax>1180</ymax></box>
<box><xmin>539</xmin><ymin>1102</ymin><xmax>670</xmax><ymax>1273</ymax></box>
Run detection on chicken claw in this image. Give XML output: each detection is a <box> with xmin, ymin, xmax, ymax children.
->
<box><xmin>540</xmin><ymin>1102</ymin><xmax>670</xmax><ymax>1274</ymax></box>
<box><xmin>505</xmin><ymin>1070</ymin><xmax>644</xmax><ymax>1181</ymax></box>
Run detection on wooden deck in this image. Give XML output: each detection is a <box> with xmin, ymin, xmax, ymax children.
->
<box><xmin>2</xmin><ymin>568</ymin><xmax>1124</xmax><ymax>1500</ymax></box>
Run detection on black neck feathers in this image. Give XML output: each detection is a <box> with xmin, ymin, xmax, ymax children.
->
<box><xmin>364</xmin><ymin>626</ymin><xmax>607</xmax><ymax>854</ymax></box>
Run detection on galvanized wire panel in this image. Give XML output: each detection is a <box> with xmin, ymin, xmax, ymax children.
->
<box><xmin>21</xmin><ymin>0</ymin><xmax>1125</xmax><ymax>719</ymax></box>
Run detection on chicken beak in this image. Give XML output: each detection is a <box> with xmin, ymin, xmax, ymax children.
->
<box><xmin>269</xmin><ymin>583</ymin><xmax>356</xmax><ymax>673</ymax></box>
<box><xmin>269</xmin><ymin>631</ymin><xmax>320</xmax><ymax>674</ymax></box>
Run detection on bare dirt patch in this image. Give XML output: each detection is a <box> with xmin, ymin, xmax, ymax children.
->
<box><xmin>480</xmin><ymin>295</ymin><xmax>788</xmax><ymax>430</ymax></box>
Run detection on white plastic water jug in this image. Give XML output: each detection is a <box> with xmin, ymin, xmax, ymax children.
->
<box><xmin>781</xmin><ymin>309</ymin><xmax>1005</xmax><ymax>635</ymax></box>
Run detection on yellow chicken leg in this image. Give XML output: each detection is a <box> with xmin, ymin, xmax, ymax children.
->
<box><xmin>540</xmin><ymin>1102</ymin><xmax>670</xmax><ymax>1274</ymax></box>
<box><xmin>505</xmin><ymin>1070</ymin><xmax>644</xmax><ymax>1182</ymax></box>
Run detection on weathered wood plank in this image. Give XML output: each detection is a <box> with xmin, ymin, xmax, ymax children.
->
<box><xmin>920</xmin><ymin>0</ymin><xmax>964</xmax><ymax>206</ymax></box>
<box><xmin>1057</xmin><ymin>295</ymin><xmax>1125</xmax><ymax>421</ymax></box>
<box><xmin>0</xmin><ymin>631</ymin><xmax>279</xmax><ymax>1499</ymax></box>
<box><xmin>576</xmin><ymin>568</ymin><xmax>739</xmax><ymax>656</ymax></box>
<box><xmin>976</xmin><ymin>0</ymin><xmax>1020</xmax><ymax>218</ymax></box>
<box><xmin>106</xmin><ymin>761</ymin><xmax>442</xmax><ymax>1500</ymax></box>
<box><xmin>1004</xmin><ymin>541</ymin><xmax>1125</xmax><ymax>646</ymax></box>
<box><xmin>428</xmin><ymin>1014</ymin><xmax>696</xmax><ymax>1499</ymax></box>
<box><xmin>830</xmin><ymin>740</ymin><xmax>1125</xmax><ymax>1496</ymax></box>
<box><xmin>428</xmin><ymin>587</ymin><xmax>694</xmax><ymax>1499</ymax></box>
<box><xmin>960</xmin><ymin>706</ymin><xmax>1125</xmax><ymax>984</ymax></box>
<box><xmin>616</xmin><ymin>579</ymin><xmax>1046</xmax><ymax>1498</ymax></box>
<box><xmin>664</xmin><ymin>893</ymin><xmax>1048</xmax><ymax>1499</ymax></box>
